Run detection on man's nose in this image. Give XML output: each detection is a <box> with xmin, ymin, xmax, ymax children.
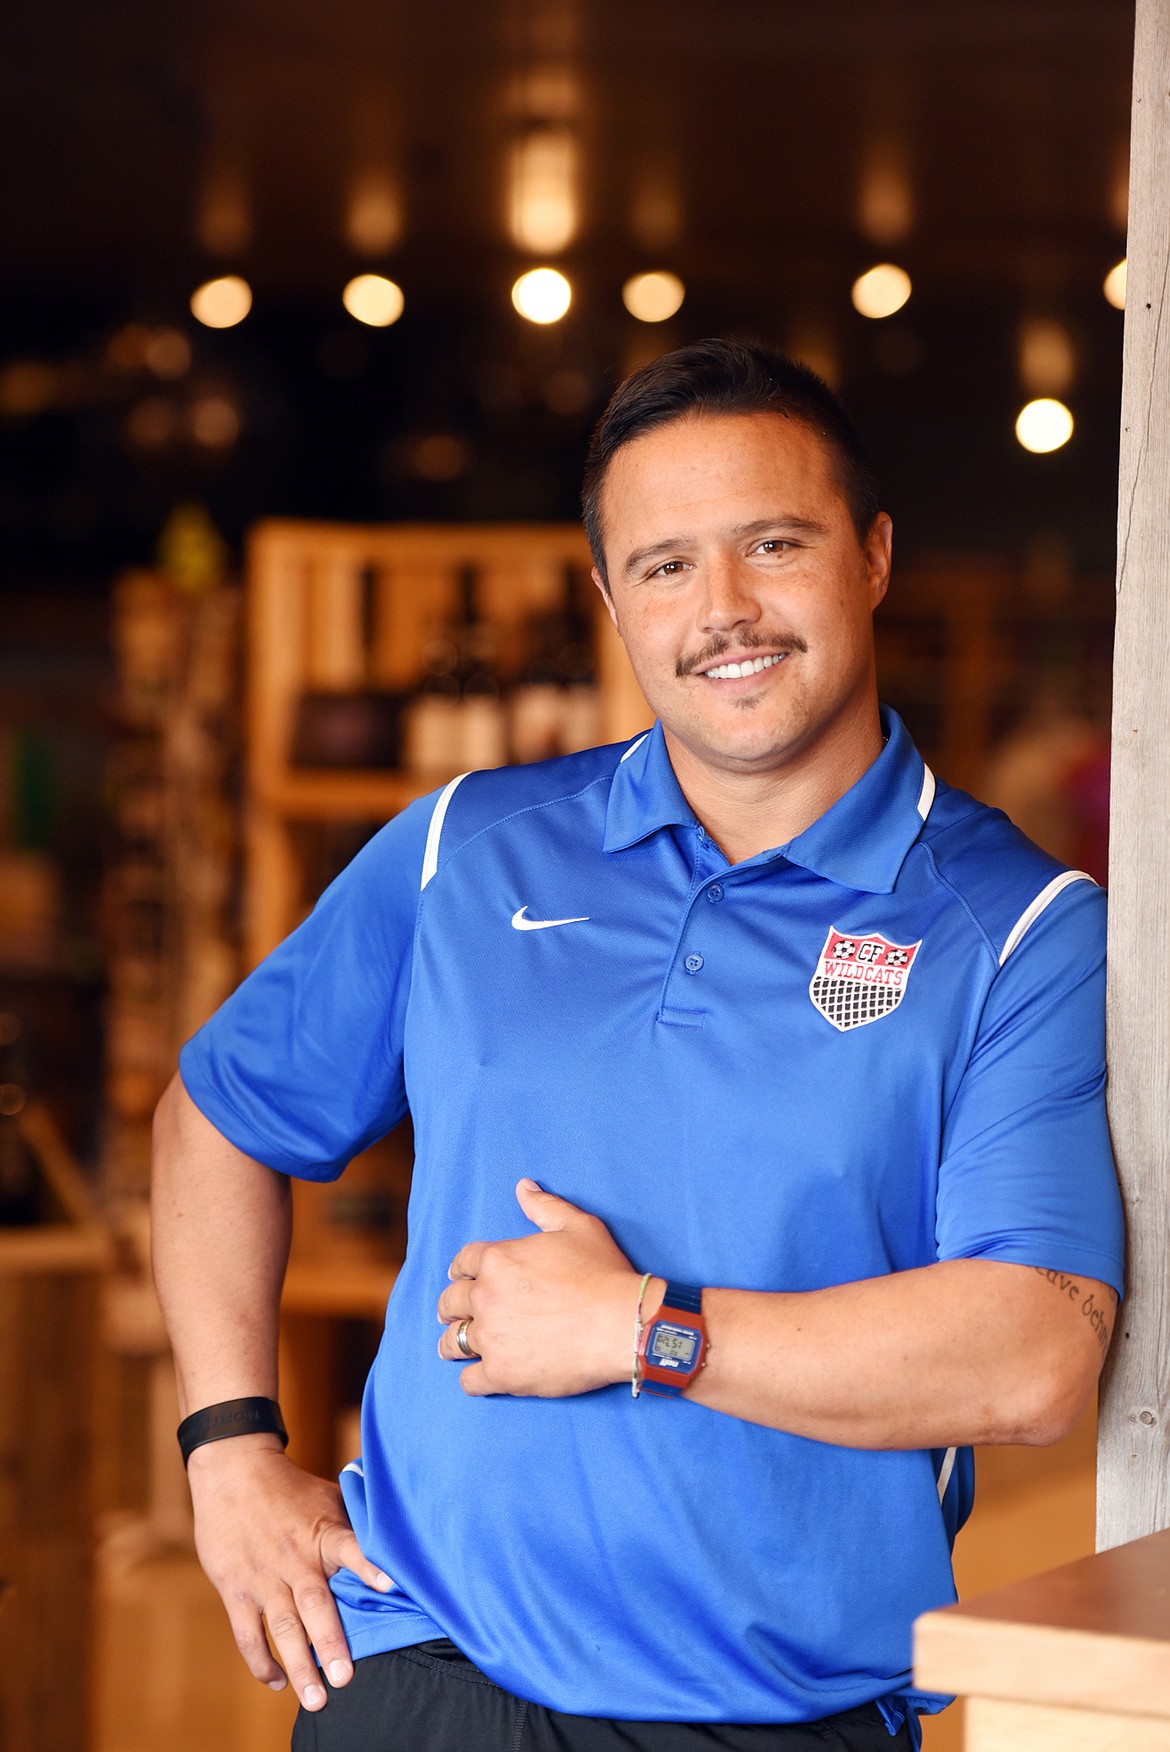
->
<box><xmin>698</xmin><ymin>555</ymin><xmax>763</xmax><ymax>632</ymax></box>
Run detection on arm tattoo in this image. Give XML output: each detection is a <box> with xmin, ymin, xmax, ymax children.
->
<box><xmin>1033</xmin><ymin>1268</ymin><xmax>1113</xmax><ymax>1351</ymax></box>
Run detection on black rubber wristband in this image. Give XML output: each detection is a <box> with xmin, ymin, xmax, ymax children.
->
<box><xmin>177</xmin><ymin>1397</ymin><xmax>288</xmax><ymax>1469</ymax></box>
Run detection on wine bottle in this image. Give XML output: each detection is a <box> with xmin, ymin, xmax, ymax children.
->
<box><xmin>455</xmin><ymin>566</ymin><xmax>508</xmax><ymax>769</ymax></box>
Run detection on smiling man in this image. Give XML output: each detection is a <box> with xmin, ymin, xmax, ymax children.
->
<box><xmin>153</xmin><ymin>340</ymin><xmax>1124</xmax><ymax>1752</ymax></box>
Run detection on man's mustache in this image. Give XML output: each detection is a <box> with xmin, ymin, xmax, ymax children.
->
<box><xmin>676</xmin><ymin>632</ymin><xmax>808</xmax><ymax>678</ymax></box>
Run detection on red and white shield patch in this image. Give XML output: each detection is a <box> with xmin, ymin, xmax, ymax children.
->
<box><xmin>809</xmin><ymin>927</ymin><xmax>922</xmax><ymax>1032</ymax></box>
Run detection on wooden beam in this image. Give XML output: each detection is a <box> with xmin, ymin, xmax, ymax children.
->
<box><xmin>1099</xmin><ymin>0</ymin><xmax>1170</xmax><ymax>1550</ymax></box>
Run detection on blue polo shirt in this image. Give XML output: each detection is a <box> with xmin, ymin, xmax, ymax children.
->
<box><xmin>180</xmin><ymin>707</ymin><xmax>1123</xmax><ymax>1732</ymax></box>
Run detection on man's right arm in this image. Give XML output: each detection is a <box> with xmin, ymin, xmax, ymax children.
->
<box><xmin>151</xmin><ymin>1073</ymin><xmax>392</xmax><ymax>1713</ymax></box>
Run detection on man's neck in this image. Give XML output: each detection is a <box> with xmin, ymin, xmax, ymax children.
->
<box><xmin>663</xmin><ymin>706</ymin><xmax>885</xmax><ymax>865</ymax></box>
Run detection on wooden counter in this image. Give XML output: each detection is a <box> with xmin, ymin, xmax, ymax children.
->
<box><xmin>915</xmin><ymin>1528</ymin><xmax>1170</xmax><ymax>1749</ymax></box>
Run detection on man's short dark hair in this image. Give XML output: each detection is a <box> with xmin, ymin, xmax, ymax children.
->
<box><xmin>581</xmin><ymin>338</ymin><xmax>881</xmax><ymax>587</ymax></box>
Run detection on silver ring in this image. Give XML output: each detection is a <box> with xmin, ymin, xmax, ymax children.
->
<box><xmin>455</xmin><ymin>1318</ymin><xmax>479</xmax><ymax>1359</ymax></box>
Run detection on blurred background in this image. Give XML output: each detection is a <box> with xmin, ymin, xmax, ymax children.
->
<box><xmin>0</xmin><ymin>1</ymin><xmax>1133</xmax><ymax>1747</ymax></box>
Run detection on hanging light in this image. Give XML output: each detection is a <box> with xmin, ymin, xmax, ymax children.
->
<box><xmin>345</xmin><ymin>170</ymin><xmax>403</xmax><ymax>256</ymax></box>
<box><xmin>1103</xmin><ymin>260</ymin><xmax>1127</xmax><ymax>311</ymax></box>
<box><xmin>508</xmin><ymin>126</ymin><xmax>579</xmax><ymax>254</ymax></box>
<box><xmin>190</xmin><ymin>276</ymin><xmax>252</xmax><ymax>329</ymax></box>
<box><xmin>511</xmin><ymin>267</ymin><xmax>572</xmax><ymax>324</ymax></box>
<box><xmin>1015</xmin><ymin>399</ymin><xmax>1074</xmax><ymax>454</ymax></box>
<box><xmin>343</xmin><ymin>275</ymin><xmax>405</xmax><ymax>327</ymax></box>
<box><xmin>622</xmin><ymin>272</ymin><xmax>685</xmax><ymax>323</ymax></box>
<box><xmin>851</xmin><ymin>264</ymin><xmax>912</xmax><ymax>319</ymax></box>
<box><xmin>857</xmin><ymin>138</ymin><xmax>914</xmax><ymax>245</ymax></box>
<box><xmin>1018</xmin><ymin>319</ymin><xmax>1075</xmax><ymax>397</ymax></box>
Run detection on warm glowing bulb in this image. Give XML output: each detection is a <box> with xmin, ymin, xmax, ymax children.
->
<box><xmin>342</xmin><ymin>274</ymin><xmax>405</xmax><ymax>328</ymax></box>
<box><xmin>511</xmin><ymin>267</ymin><xmax>572</xmax><ymax>324</ymax></box>
<box><xmin>622</xmin><ymin>271</ymin><xmax>685</xmax><ymax>323</ymax></box>
<box><xmin>851</xmin><ymin>263</ymin><xmax>911</xmax><ymax>320</ymax></box>
<box><xmin>190</xmin><ymin>275</ymin><xmax>252</xmax><ymax>329</ymax></box>
<box><xmin>507</xmin><ymin>127</ymin><xmax>578</xmax><ymax>253</ymax></box>
<box><xmin>1103</xmin><ymin>259</ymin><xmax>1127</xmax><ymax>310</ymax></box>
<box><xmin>1015</xmin><ymin>398</ymin><xmax>1074</xmax><ymax>454</ymax></box>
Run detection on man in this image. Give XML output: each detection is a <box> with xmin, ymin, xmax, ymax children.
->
<box><xmin>152</xmin><ymin>340</ymin><xmax>1124</xmax><ymax>1752</ymax></box>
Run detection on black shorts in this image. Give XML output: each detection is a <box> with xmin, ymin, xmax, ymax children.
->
<box><xmin>291</xmin><ymin>1639</ymin><xmax>914</xmax><ymax>1752</ymax></box>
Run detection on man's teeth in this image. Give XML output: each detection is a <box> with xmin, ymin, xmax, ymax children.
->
<box><xmin>702</xmin><ymin>653</ymin><xmax>784</xmax><ymax>680</ymax></box>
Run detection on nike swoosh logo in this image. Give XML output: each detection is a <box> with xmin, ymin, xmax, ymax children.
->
<box><xmin>511</xmin><ymin>906</ymin><xmax>590</xmax><ymax>931</ymax></box>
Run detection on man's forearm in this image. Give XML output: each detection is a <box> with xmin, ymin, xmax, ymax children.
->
<box><xmin>674</xmin><ymin>1258</ymin><xmax>1113</xmax><ymax>1449</ymax></box>
<box><xmin>151</xmin><ymin>1072</ymin><xmax>292</xmax><ymax>1419</ymax></box>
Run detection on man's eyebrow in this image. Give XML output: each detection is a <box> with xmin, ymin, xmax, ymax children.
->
<box><xmin>622</xmin><ymin>537</ymin><xmax>693</xmax><ymax>578</ymax></box>
<box><xmin>731</xmin><ymin>516</ymin><xmax>830</xmax><ymax>539</ymax></box>
<box><xmin>622</xmin><ymin>516</ymin><xmax>829</xmax><ymax>578</ymax></box>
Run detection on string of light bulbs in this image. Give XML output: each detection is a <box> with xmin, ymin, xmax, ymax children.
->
<box><xmin>187</xmin><ymin>253</ymin><xmax>1129</xmax><ymax>455</ymax></box>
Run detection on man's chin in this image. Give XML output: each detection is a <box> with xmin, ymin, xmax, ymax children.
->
<box><xmin>664</xmin><ymin>714</ymin><xmax>807</xmax><ymax>776</ymax></box>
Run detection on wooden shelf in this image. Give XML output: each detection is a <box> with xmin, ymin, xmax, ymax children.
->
<box><xmin>256</xmin><ymin>768</ymin><xmax>448</xmax><ymax>823</ymax></box>
<box><xmin>282</xmin><ymin>1255</ymin><xmax>400</xmax><ymax>1320</ymax></box>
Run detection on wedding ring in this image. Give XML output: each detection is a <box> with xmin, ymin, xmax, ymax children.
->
<box><xmin>455</xmin><ymin>1318</ymin><xmax>479</xmax><ymax>1359</ymax></box>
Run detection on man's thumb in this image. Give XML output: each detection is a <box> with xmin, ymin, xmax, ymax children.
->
<box><xmin>516</xmin><ymin>1177</ymin><xmax>573</xmax><ymax>1230</ymax></box>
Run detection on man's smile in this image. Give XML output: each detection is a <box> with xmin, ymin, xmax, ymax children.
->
<box><xmin>698</xmin><ymin>651</ymin><xmax>788</xmax><ymax>681</ymax></box>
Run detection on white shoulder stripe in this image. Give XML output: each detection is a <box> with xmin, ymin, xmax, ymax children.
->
<box><xmin>620</xmin><ymin>732</ymin><xmax>650</xmax><ymax>763</ymax></box>
<box><xmin>420</xmin><ymin>772</ymin><xmax>471</xmax><ymax>890</ymax></box>
<box><xmin>916</xmin><ymin>764</ymin><xmax>936</xmax><ymax>822</ymax></box>
<box><xmin>999</xmin><ymin>870</ymin><xmax>1096</xmax><ymax>967</ymax></box>
<box><xmin>341</xmin><ymin>1460</ymin><xmax>364</xmax><ymax>1479</ymax></box>
<box><xmin>936</xmin><ymin>1446</ymin><xmax>957</xmax><ymax>1502</ymax></box>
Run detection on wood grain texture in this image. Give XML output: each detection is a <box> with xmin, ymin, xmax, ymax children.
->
<box><xmin>1100</xmin><ymin>0</ymin><xmax>1170</xmax><ymax>1552</ymax></box>
<box><xmin>914</xmin><ymin>1528</ymin><xmax>1170</xmax><ymax>1717</ymax></box>
<box><xmin>0</xmin><ymin>1260</ymin><xmax>105</xmax><ymax>1752</ymax></box>
<box><xmin>965</xmin><ymin>1698</ymin><xmax>1170</xmax><ymax>1752</ymax></box>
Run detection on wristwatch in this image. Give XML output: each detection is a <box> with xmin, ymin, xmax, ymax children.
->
<box><xmin>637</xmin><ymin>1281</ymin><xmax>707</xmax><ymax>1398</ymax></box>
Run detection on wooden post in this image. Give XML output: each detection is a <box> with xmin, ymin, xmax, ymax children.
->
<box><xmin>1098</xmin><ymin>0</ymin><xmax>1170</xmax><ymax>1551</ymax></box>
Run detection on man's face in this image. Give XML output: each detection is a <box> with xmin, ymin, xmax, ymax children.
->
<box><xmin>593</xmin><ymin>410</ymin><xmax>892</xmax><ymax>784</ymax></box>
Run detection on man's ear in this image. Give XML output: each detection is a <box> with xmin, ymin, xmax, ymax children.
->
<box><xmin>591</xmin><ymin>564</ymin><xmax>620</xmax><ymax>633</ymax></box>
<box><xmin>866</xmin><ymin>513</ymin><xmax>893</xmax><ymax>611</ymax></box>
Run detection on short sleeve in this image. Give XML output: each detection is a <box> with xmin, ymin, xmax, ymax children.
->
<box><xmin>936</xmin><ymin>881</ymin><xmax>1124</xmax><ymax>1297</ymax></box>
<box><xmin>178</xmin><ymin>792</ymin><xmax>434</xmax><ymax>1180</ymax></box>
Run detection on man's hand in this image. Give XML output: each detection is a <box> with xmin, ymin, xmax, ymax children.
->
<box><xmin>187</xmin><ymin>1437</ymin><xmax>393</xmax><ymax>1711</ymax></box>
<box><xmin>436</xmin><ymin>1179</ymin><xmax>647</xmax><ymax>1397</ymax></box>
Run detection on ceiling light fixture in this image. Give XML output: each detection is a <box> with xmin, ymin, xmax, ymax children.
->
<box><xmin>1103</xmin><ymin>259</ymin><xmax>1127</xmax><ymax>311</ymax></box>
<box><xmin>512</xmin><ymin>267</ymin><xmax>572</xmax><ymax>324</ymax></box>
<box><xmin>343</xmin><ymin>274</ymin><xmax>405</xmax><ymax>327</ymax></box>
<box><xmin>508</xmin><ymin>126</ymin><xmax>579</xmax><ymax>254</ymax></box>
<box><xmin>1015</xmin><ymin>398</ymin><xmax>1074</xmax><ymax>454</ymax></box>
<box><xmin>190</xmin><ymin>276</ymin><xmax>252</xmax><ymax>329</ymax></box>
<box><xmin>622</xmin><ymin>271</ymin><xmax>685</xmax><ymax>323</ymax></box>
<box><xmin>850</xmin><ymin>263</ymin><xmax>911</xmax><ymax>320</ymax></box>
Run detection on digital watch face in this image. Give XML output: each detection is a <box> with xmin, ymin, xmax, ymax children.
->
<box><xmin>648</xmin><ymin>1319</ymin><xmax>699</xmax><ymax>1371</ymax></box>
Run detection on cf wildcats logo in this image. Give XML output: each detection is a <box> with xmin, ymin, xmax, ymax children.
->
<box><xmin>809</xmin><ymin>927</ymin><xmax>922</xmax><ymax>1033</ymax></box>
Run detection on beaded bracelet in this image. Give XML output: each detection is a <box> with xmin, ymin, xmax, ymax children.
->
<box><xmin>630</xmin><ymin>1271</ymin><xmax>653</xmax><ymax>1397</ymax></box>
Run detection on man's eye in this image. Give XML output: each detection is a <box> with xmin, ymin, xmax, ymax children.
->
<box><xmin>757</xmin><ymin>539</ymin><xmax>793</xmax><ymax>554</ymax></box>
<box><xmin>650</xmin><ymin>560</ymin><xmax>686</xmax><ymax>576</ymax></box>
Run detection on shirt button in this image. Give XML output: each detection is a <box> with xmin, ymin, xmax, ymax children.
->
<box><xmin>684</xmin><ymin>953</ymin><xmax>705</xmax><ymax>973</ymax></box>
<box><xmin>706</xmin><ymin>883</ymin><xmax>724</xmax><ymax>903</ymax></box>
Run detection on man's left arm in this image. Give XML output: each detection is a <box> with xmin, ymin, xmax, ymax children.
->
<box><xmin>437</xmin><ymin>1183</ymin><xmax>1114</xmax><ymax>1448</ymax></box>
<box><xmin>438</xmin><ymin>880</ymin><xmax>1123</xmax><ymax>1449</ymax></box>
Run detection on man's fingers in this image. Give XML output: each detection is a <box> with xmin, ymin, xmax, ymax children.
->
<box><xmin>226</xmin><ymin>1601</ymin><xmax>286</xmax><ymax>1688</ymax></box>
<box><xmin>438</xmin><ymin>1318</ymin><xmax>480</xmax><ymax>1362</ymax></box>
<box><xmin>460</xmin><ymin>1362</ymin><xmax>498</xmax><ymax>1397</ymax></box>
<box><xmin>265</xmin><ymin>1579</ymin><xmax>341</xmax><ymax>1709</ymax></box>
<box><xmin>436</xmin><ymin>1280</ymin><xmax>473</xmax><ymax>1324</ymax></box>
<box><xmin>324</xmin><ymin>1527</ymin><xmax>395</xmax><ymax>1596</ymax></box>
<box><xmin>448</xmin><ymin>1240</ymin><xmax>486</xmax><ymax>1280</ymax></box>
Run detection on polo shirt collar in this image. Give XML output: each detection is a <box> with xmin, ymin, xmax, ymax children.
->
<box><xmin>603</xmin><ymin>707</ymin><xmax>933</xmax><ymax>895</ymax></box>
<box><xmin>603</xmin><ymin>722</ymin><xmax>698</xmax><ymax>852</ymax></box>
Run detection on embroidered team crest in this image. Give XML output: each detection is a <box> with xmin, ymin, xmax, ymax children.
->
<box><xmin>809</xmin><ymin>927</ymin><xmax>922</xmax><ymax>1032</ymax></box>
